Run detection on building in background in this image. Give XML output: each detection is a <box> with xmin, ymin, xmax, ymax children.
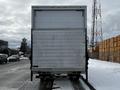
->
<box><xmin>0</xmin><ymin>40</ymin><xmax>8</xmax><ymax>49</ymax></box>
<box><xmin>0</xmin><ymin>40</ymin><xmax>9</xmax><ymax>55</ymax></box>
<box><xmin>89</xmin><ymin>35</ymin><xmax>120</xmax><ymax>63</ymax></box>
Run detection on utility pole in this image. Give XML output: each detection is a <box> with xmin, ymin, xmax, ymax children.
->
<box><xmin>91</xmin><ymin>0</ymin><xmax>96</xmax><ymax>48</ymax></box>
<box><xmin>90</xmin><ymin>0</ymin><xmax>103</xmax><ymax>58</ymax></box>
<box><xmin>90</xmin><ymin>0</ymin><xmax>103</xmax><ymax>48</ymax></box>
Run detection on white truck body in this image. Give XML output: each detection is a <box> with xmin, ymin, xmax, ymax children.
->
<box><xmin>31</xmin><ymin>6</ymin><xmax>87</xmax><ymax>74</ymax></box>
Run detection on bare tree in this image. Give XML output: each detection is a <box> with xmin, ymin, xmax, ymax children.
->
<box><xmin>20</xmin><ymin>38</ymin><xmax>27</xmax><ymax>54</ymax></box>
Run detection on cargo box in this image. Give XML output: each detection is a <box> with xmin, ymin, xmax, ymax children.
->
<box><xmin>31</xmin><ymin>6</ymin><xmax>87</xmax><ymax>74</ymax></box>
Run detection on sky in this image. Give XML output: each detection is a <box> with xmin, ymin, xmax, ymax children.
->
<box><xmin>0</xmin><ymin>0</ymin><xmax>120</xmax><ymax>48</ymax></box>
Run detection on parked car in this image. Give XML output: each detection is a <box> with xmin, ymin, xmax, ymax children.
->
<box><xmin>20</xmin><ymin>55</ymin><xmax>29</xmax><ymax>60</ymax></box>
<box><xmin>7</xmin><ymin>55</ymin><xmax>20</xmax><ymax>62</ymax></box>
<box><xmin>0</xmin><ymin>54</ymin><xmax>8</xmax><ymax>64</ymax></box>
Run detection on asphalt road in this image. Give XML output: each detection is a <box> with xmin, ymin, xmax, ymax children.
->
<box><xmin>0</xmin><ymin>59</ymin><xmax>30</xmax><ymax>90</ymax></box>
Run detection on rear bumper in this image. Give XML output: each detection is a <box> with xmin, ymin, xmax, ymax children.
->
<box><xmin>31</xmin><ymin>67</ymin><xmax>85</xmax><ymax>74</ymax></box>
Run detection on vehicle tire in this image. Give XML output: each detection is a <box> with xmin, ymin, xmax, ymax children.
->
<box><xmin>31</xmin><ymin>71</ymin><xmax>33</xmax><ymax>81</ymax></box>
<box><xmin>68</xmin><ymin>72</ymin><xmax>80</xmax><ymax>80</ymax></box>
<box><xmin>5</xmin><ymin>60</ymin><xmax>7</xmax><ymax>63</ymax></box>
<box><xmin>1</xmin><ymin>61</ymin><xmax>4</xmax><ymax>64</ymax></box>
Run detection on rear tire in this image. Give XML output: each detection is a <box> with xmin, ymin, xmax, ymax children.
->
<box><xmin>5</xmin><ymin>60</ymin><xmax>7</xmax><ymax>63</ymax></box>
<box><xmin>68</xmin><ymin>72</ymin><xmax>80</xmax><ymax>80</ymax></box>
<box><xmin>31</xmin><ymin>71</ymin><xmax>33</xmax><ymax>81</ymax></box>
<box><xmin>68</xmin><ymin>75</ymin><xmax>80</xmax><ymax>80</ymax></box>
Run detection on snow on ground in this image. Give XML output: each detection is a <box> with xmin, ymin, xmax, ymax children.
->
<box><xmin>53</xmin><ymin>79</ymin><xmax>73</xmax><ymax>90</ymax></box>
<box><xmin>88</xmin><ymin>59</ymin><xmax>120</xmax><ymax>90</ymax></box>
<box><xmin>20</xmin><ymin>57</ymin><xmax>29</xmax><ymax>60</ymax></box>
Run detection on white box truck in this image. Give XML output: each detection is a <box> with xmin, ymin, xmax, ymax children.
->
<box><xmin>31</xmin><ymin>6</ymin><xmax>88</xmax><ymax>81</ymax></box>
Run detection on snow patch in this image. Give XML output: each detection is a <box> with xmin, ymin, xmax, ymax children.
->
<box><xmin>0</xmin><ymin>87</ymin><xmax>18</xmax><ymax>90</ymax></box>
<box><xmin>89</xmin><ymin>59</ymin><xmax>120</xmax><ymax>90</ymax></box>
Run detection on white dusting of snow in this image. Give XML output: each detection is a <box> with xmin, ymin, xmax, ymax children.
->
<box><xmin>0</xmin><ymin>87</ymin><xmax>18</xmax><ymax>90</ymax></box>
<box><xmin>7</xmin><ymin>64</ymin><xmax>29</xmax><ymax>73</ymax></box>
<box><xmin>53</xmin><ymin>79</ymin><xmax>73</xmax><ymax>90</ymax></box>
<box><xmin>88</xmin><ymin>59</ymin><xmax>120</xmax><ymax>90</ymax></box>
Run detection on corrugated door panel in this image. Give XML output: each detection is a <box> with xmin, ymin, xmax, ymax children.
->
<box><xmin>34</xmin><ymin>11</ymin><xmax>84</xmax><ymax>29</ymax></box>
<box><xmin>33</xmin><ymin>30</ymin><xmax>85</xmax><ymax>68</ymax></box>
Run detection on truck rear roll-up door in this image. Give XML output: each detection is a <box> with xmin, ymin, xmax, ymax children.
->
<box><xmin>33</xmin><ymin>30</ymin><xmax>85</xmax><ymax>68</ymax></box>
